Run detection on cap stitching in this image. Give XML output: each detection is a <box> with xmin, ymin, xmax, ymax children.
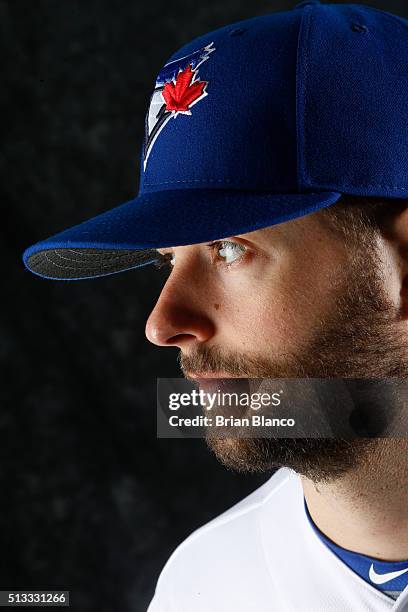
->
<box><xmin>144</xmin><ymin>178</ymin><xmax>408</xmax><ymax>189</ymax></box>
<box><xmin>42</xmin><ymin>251</ymin><xmax>78</xmax><ymax>270</ymax></box>
<box><xmin>144</xmin><ymin>178</ymin><xmax>231</xmax><ymax>185</ymax></box>
<box><xmin>33</xmin><ymin>250</ymin><xmax>146</xmax><ymax>271</ymax></box>
<box><xmin>295</xmin><ymin>3</ymin><xmax>312</xmax><ymax>192</ymax></box>
<box><xmin>65</xmin><ymin>249</ymin><xmax>141</xmax><ymax>259</ymax></box>
<box><xmin>300</xmin><ymin>183</ymin><xmax>408</xmax><ymax>190</ymax></box>
<box><xmin>52</xmin><ymin>249</ymin><xmax>148</xmax><ymax>265</ymax></box>
<box><xmin>50</xmin><ymin>250</ymin><xmax>113</xmax><ymax>269</ymax></box>
<box><xmin>140</xmin><ymin>189</ymin><xmax>335</xmax><ymax>201</ymax></box>
<box><xmin>300</xmin><ymin>6</ymin><xmax>315</xmax><ymax>190</ymax></box>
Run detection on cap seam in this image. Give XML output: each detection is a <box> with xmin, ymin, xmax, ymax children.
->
<box><xmin>144</xmin><ymin>178</ymin><xmax>232</xmax><ymax>185</ymax></box>
<box><xmin>138</xmin><ymin>191</ymin><xmax>332</xmax><ymax>203</ymax></box>
<box><xmin>295</xmin><ymin>4</ymin><xmax>316</xmax><ymax>192</ymax></box>
<box><xmin>293</xmin><ymin>182</ymin><xmax>408</xmax><ymax>191</ymax></box>
<box><xmin>143</xmin><ymin>179</ymin><xmax>317</xmax><ymax>188</ymax></box>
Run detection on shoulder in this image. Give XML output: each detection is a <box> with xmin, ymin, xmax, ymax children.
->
<box><xmin>147</xmin><ymin>467</ymin><xmax>298</xmax><ymax>612</ymax></box>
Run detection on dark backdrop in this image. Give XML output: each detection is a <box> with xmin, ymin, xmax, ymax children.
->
<box><xmin>3</xmin><ymin>1</ymin><xmax>407</xmax><ymax>611</ymax></box>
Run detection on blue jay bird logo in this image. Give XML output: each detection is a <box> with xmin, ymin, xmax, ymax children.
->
<box><xmin>143</xmin><ymin>42</ymin><xmax>215</xmax><ymax>170</ymax></box>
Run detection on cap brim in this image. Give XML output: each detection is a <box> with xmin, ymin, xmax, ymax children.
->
<box><xmin>23</xmin><ymin>189</ymin><xmax>341</xmax><ymax>280</ymax></box>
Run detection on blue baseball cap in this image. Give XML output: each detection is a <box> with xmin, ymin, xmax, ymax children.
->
<box><xmin>23</xmin><ymin>1</ymin><xmax>408</xmax><ymax>280</ymax></box>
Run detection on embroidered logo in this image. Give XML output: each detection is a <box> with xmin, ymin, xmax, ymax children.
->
<box><xmin>143</xmin><ymin>42</ymin><xmax>215</xmax><ymax>169</ymax></box>
<box><xmin>369</xmin><ymin>564</ymin><xmax>408</xmax><ymax>585</ymax></box>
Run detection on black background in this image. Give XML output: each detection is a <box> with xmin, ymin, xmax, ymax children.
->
<box><xmin>3</xmin><ymin>1</ymin><xmax>407</xmax><ymax>610</ymax></box>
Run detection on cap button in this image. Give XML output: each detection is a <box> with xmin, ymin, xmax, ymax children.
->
<box><xmin>293</xmin><ymin>1</ymin><xmax>320</xmax><ymax>8</ymax></box>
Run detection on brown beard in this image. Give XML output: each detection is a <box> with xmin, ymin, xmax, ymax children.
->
<box><xmin>179</xmin><ymin>231</ymin><xmax>408</xmax><ymax>481</ymax></box>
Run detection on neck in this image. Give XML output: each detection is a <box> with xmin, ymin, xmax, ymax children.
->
<box><xmin>301</xmin><ymin>439</ymin><xmax>408</xmax><ymax>561</ymax></box>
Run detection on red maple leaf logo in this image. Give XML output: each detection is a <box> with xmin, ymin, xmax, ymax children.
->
<box><xmin>162</xmin><ymin>65</ymin><xmax>207</xmax><ymax>113</ymax></box>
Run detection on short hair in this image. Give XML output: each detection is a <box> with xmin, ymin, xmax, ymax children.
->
<box><xmin>317</xmin><ymin>195</ymin><xmax>407</xmax><ymax>246</ymax></box>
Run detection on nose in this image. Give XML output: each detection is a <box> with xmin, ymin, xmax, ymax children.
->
<box><xmin>145</xmin><ymin>277</ymin><xmax>216</xmax><ymax>349</ymax></box>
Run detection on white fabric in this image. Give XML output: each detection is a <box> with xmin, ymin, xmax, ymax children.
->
<box><xmin>147</xmin><ymin>468</ymin><xmax>408</xmax><ymax>611</ymax></box>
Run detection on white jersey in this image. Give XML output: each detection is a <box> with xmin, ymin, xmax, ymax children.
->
<box><xmin>147</xmin><ymin>468</ymin><xmax>408</xmax><ymax>611</ymax></box>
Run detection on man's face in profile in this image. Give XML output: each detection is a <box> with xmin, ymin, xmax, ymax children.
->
<box><xmin>145</xmin><ymin>204</ymin><xmax>408</xmax><ymax>480</ymax></box>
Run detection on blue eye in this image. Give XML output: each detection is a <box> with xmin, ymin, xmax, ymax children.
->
<box><xmin>214</xmin><ymin>240</ymin><xmax>246</xmax><ymax>265</ymax></box>
<box><xmin>155</xmin><ymin>241</ymin><xmax>247</xmax><ymax>270</ymax></box>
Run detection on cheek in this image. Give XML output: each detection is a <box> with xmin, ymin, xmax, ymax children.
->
<box><xmin>242</xmin><ymin>290</ymin><xmax>312</xmax><ymax>350</ymax></box>
<box><xmin>215</xmin><ymin>265</ymin><xmax>336</xmax><ymax>352</ymax></box>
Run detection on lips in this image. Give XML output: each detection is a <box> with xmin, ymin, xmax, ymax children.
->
<box><xmin>187</xmin><ymin>372</ymin><xmax>234</xmax><ymax>380</ymax></box>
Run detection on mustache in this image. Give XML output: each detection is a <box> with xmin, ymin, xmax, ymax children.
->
<box><xmin>178</xmin><ymin>345</ymin><xmax>297</xmax><ymax>378</ymax></box>
<box><xmin>178</xmin><ymin>345</ymin><xmax>243</xmax><ymax>376</ymax></box>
